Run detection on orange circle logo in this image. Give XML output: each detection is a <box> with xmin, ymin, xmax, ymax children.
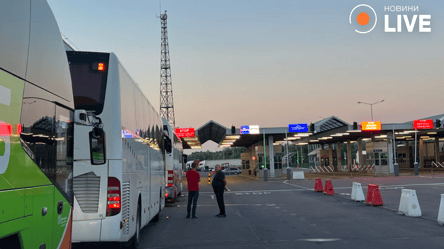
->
<box><xmin>357</xmin><ymin>12</ymin><xmax>370</xmax><ymax>25</ymax></box>
<box><xmin>349</xmin><ymin>4</ymin><xmax>377</xmax><ymax>34</ymax></box>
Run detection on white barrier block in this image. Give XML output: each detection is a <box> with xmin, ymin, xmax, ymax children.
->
<box><xmin>351</xmin><ymin>182</ymin><xmax>365</xmax><ymax>202</ymax></box>
<box><xmin>398</xmin><ymin>189</ymin><xmax>421</xmax><ymax>217</ymax></box>
<box><xmin>293</xmin><ymin>171</ymin><xmax>305</xmax><ymax>180</ymax></box>
<box><xmin>438</xmin><ymin>194</ymin><xmax>444</xmax><ymax>225</ymax></box>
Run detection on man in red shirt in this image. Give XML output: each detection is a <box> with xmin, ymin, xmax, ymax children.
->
<box><xmin>186</xmin><ymin>162</ymin><xmax>200</xmax><ymax>219</ymax></box>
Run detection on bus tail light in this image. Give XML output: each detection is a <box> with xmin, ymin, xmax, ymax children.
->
<box><xmin>167</xmin><ymin>170</ymin><xmax>173</xmax><ymax>187</ymax></box>
<box><xmin>107</xmin><ymin>177</ymin><xmax>121</xmax><ymax>216</ymax></box>
<box><xmin>0</xmin><ymin>123</ymin><xmax>12</xmax><ymax>136</ymax></box>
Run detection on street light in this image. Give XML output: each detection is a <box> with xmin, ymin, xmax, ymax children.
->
<box><xmin>357</xmin><ymin>100</ymin><xmax>384</xmax><ymax>121</ymax></box>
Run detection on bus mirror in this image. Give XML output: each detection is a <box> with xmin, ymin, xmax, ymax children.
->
<box><xmin>89</xmin><ymin>127</ymin><xmax>106</xmax><ymax>165</ymax></box>
<box><xmin>74</xmin><ymin>110</ymin><xmax>88</xmax><ymax>125</ymax></box>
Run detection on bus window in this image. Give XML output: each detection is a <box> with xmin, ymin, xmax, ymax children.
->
<box><xmin>67</xmin><ymin>52</ymin><xmax>110</xmax><ymax>115</ymax></box>
<box><xmin>20</xmin><ymin>98</ymin><xmax>74</xmax><ymax>204</ymax></box>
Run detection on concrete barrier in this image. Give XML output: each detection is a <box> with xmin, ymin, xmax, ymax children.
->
<box><xmin>398</xmin><ymin>189</ymin><xmax>421</xmax><ymax>217</ymax></box>
<box><xmin>351</xmin><ymin>182</ymin><xmax>365</xmax><ymax>202</ymax></box>
<box><xmin>293</xmin><ymin>171</ymin><xmax>305</xmax><ymax>180</ymax></box>
<box><xmin>437</xmin><ymin>194</ymin><xmax>444</xmax><ymax>225</ymax></box>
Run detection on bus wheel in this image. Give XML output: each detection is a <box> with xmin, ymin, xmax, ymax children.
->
<box><xmin>152</xmin><ymin>191</ymin><xmax>162</xmax><ymax>222</ymax></box>
<box><xmin>128</xmin><ymin>204</ymin><xmax>141</xmax><ymax>248</ymax></box>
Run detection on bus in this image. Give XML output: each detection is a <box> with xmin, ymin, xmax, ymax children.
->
<box><xmin>67</xmin><ymin>51</ymin><xmax>165</xmax><ymax>248</ymax></box>
<box><xmin>163</xmin><ymin>119</ymin><xmax>184</xmax><ymax>202</ymax></box>
<box><xmin>0</xmin><ymin>1</ymin><xmax>104</xmax><ymax>248</ymax></box>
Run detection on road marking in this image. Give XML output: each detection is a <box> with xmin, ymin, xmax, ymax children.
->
<box><xmin>299</xmin><ymin>238</ymin><xmax>341</xmax><ymax>242</ymax></box>
<box><xmin>275</xmin><ymin>207</ymin><xmax>280</xmax><ymax>209</ymax></box>
<box><xmin>266</xmin><ymin>204</ymin><xmax>276</xmax><ymax>206</ymax></box>
<box><xmin>283</xmin><ymin>180</ymin><xmax>311</xmax><ymax>189</ymax></box>
<box><xmin>290</xmin><ymin>213</ymin><xmax>296</xmax><ymax>216</ymax></box>
<box><xmin>210</xmin><ymin>195</ymin><xmax>215</xmax><ymax>199</ymax></box>
<box><xmin>200</xmin><ymin>189</ymin><xmax>308</xmax><ymax>194</ymax></box>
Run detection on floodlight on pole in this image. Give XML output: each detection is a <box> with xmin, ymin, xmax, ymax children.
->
<box><xmin>357</xmin><ymin>100</ymin><xmax>384</xmax><ymax>121</ymax></box>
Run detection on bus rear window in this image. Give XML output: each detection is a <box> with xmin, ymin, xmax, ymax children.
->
<box><xmin>67</xmin><ymin>52</ymin><xmax>110</xmax><ymax>115</ymax></box>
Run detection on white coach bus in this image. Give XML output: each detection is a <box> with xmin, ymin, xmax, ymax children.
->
<box><xmin>162</xmin><ymin>119</ymin><xmax>184</xmax><ymax>202</ymax></box>
<box><xmin>67</xmin><ymin>51</ymin><xmax>165</xmax><ymax>248</ymax></box>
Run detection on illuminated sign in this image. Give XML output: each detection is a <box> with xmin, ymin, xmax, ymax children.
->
<box><xmin>413</xmin><ymin>119</ymin><xmax>433</xmax><ymax>130</ymax></box>
<box><xmin>289</xmin><ymin>124</ymin><xmax>308</xmax><ymax>133</ymax></box>
<box><xmin>361</xmin><ymin>121</ymin><xmax>382</xmax><ymax>131</ymax></box>
<box><xmin>175</xmin><ymin>128</ymin><xmax>195</xmax><ymax>138</ymax></box>
<box><xmin>240</xmin><ymin>125</ymin><xmax>260</xmax><ymax>134</ymax></box>
<box><xmin>250</xmin><ymin>125</ymin><xmax>260</xmax><ymax>134</ymax></box>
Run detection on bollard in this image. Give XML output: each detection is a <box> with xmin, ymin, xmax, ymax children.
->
<box><xmin>208</xmin><ymin>173</ymin><xmax>211</xmax><ymax>185</ymax></box>
<box><xmin>394</xmin><ymin>163</ymin><xmax>399</xmax><ymax>176</ymax></box>
<box><xmin>287</xmin><ymin>167</ymin><xmax>291</xmax><ymax>180</ymax></box>
<box><xmin>414</xmin><ymin>162</ymin><xmax>419</xmax><ymax>176</ymax></box>
<box><xmin>264</xmin><ymin>168</ymin><xmax>268</xmax><ymax>181</ymax></box>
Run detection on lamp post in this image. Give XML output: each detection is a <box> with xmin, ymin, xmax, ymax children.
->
<box><xmin>357</xmin><ymin>100</ymin><xmax>384</xmax><ymax>121</ymax></box>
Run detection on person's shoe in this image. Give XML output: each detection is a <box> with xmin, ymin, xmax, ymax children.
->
<box><xmin>215</xmin><ymin>214</ymin><xmax>221</xmax><ymax>217</ymax></box>
<box><xmin>216</xmin><ymin>214</ymin><xmax>226</xmax><ymax>218</ymax></box>
<box><xmin>192</xmin><ymin>215</ymin><xmax>198</xmax><ymax>219</ymax></box>
<box><xmin>186</xmin><ymin>214</ymin><xmax>190</xmax><ymax>219</ymax></box>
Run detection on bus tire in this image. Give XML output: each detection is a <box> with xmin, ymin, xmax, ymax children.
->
<box><xmin>152</xmin><ymin>191</ymin><xmax>162</xmax><ymax>222</ymax></box>
<box><xmin>127</xmin><ymin>203</ymin><xmax>141</xmax><ymax>249</ymax></box>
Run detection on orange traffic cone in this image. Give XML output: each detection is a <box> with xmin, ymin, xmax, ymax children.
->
<box><xmin>366</xmin><ymin>184</ymin><xmax>377</xmax><ymax>205</ymax></box>
<box><xmin>323</xmin><ymin>180</ymin><xmax>334</xmax><ymax>195</ymax></box>
<box><xmin>314</xmin><ymin>178</ymin><xmax>323</xmax><ymax>192</ymax></box>
<box><xmin>370</xmin><ymin>186</ymin><xmax>383</xmax><ymax>206</ymax></box>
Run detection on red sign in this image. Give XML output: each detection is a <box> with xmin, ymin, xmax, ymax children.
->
<box><xmin>414</xmin><ymin>119</ymin><xmax>433</xmax><ymax>129</ymax></box>
<box><xmin>175</xmin><ymin>128</ymin><xmax>195</xmax><ymax>138</ymax></box>
<box><xmin>361</xmin><ymin>121</ymin><xmax>382</xmax><ymax>131</ymax></box>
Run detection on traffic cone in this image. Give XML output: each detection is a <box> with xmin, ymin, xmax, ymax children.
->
<box><xmin>314</xmin><ymin>178</ymin><xmax>323</xmax><ymax>192</ymax></box>
<box><xmin>366</xmin><ymin>184</ymin><xmax>377</xmax><ymax>205</ymax></box>
<box><xmin>323</xmin><ymin>180</ymin><xmax>334</xmax><ymax>195</ymax></box>
<box><xmin>370</xmin><ymin>186</ymin><xmax>383</xmax><ymax>206</ymax></box>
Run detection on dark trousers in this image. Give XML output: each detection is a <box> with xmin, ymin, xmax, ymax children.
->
<box><xmin>187</xmin><ymin>191</ymin><xmax>199</xmax><ymax>216</ymax></box>
<box><xmin>213</xmin><ymin>186</ymin><xmax>225</xmax><ymax>215</ymax></box>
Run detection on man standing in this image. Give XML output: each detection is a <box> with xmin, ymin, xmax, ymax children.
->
<box><xmin>186</xmin><ymin>162</ymin><xmax>200</xmax><ymax>219</ymax></box>
<box><xmin>212</xmin><ymin>164</ymin><xmax>227</xmax><ymax>218</ymax></box>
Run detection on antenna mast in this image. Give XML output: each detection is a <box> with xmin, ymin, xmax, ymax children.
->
<box><xmin>159</xmin><ymin>10</ymin><xmax>176</xmax><ymax>129</ymax></box>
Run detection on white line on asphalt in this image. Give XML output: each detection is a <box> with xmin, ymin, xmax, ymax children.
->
<box><xmin>210</xmin><ymin>195</ymin><xmax>215</xmax><ymax>199</ymax></box>
<box><xmin>283</xmin><ymin>180</ymin><xmax>311</xmax><ymax>189</ymax></box>
<box><xmin>176</xmin><ymin>204</ymin><xmax>258</xmax><ymax>208</ymax></box>
<box><xmin>199</xmin><ymin>189</ymin><xmax>308</xmax><ymax>194</ymax></box>
<box><xmin>299</xmin><ymin>238</ymin><xmax>341</xmax><ymax>242</ymax></box>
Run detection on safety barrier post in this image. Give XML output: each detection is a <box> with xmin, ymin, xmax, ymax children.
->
<box><xmin>208</xmin><ymin>172</ymin><xmax>211</xmax><ymax>185</ymax></box>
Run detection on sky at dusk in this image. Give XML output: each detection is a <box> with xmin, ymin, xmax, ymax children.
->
<box><xmin>47</xmin><ymin>0</ymin><xmax>444</xmax><ymax>152</ymax></box>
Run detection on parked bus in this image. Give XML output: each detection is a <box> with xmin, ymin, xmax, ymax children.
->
<box><xmin>0</xmin><ymin>1</ymin><xmax>104</xmax><ymax>248</ymax></box>
<box><xmin>67</xmin><ymin>51</ymin><xmax>165</xmax><ymax>248</ymax></box>
<box><xmin>163</xmin><ymin>119</ymin><xmax>184</xmax><ymax>202</ymax></box>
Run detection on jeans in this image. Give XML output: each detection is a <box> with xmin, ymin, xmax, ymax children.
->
<box><xmin>213</xmin><ymin>186</ymin><xmax>225</xmax><ymax>215</ymax></box>
<box><xmin>187</xmin><ymin>191</ymin><xmax>199</xmax><ymax>216</ymax></box>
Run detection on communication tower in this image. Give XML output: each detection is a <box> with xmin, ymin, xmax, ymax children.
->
<box><xmin>159</xmin><ymin>10</ymin><xmax>176</xmax><ymax>129</ymax></box>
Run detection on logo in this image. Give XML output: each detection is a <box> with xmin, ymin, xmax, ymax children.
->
<box><xmin>350</xmin><ymin>4</ymin><xmax>431</xmax><ymax>34</ymax></box>
<box><xmin>289</xmin><ymin>124</ymin><xmax>308</xmax><ymax>133</ymax></box>
<box><xmin>349</xmin><ymin>4</ymin><xmax>377</xmax><ymax>34</ymax></box>
<box><xmin>240</xmin><ymin>126</ymin><xmax>250</xmax><ymax>134</ymax></box>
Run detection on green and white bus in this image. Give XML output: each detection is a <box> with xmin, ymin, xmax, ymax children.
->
<box><xmin>0</xmin><ymin>1</ymin><xmax>105</xmax><ymax>248</ymax></box>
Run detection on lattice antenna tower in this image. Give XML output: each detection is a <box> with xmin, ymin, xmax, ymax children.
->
<box><xmin>159</xmin><ymin>10</ymin><xmax>176</xmax><ymax>129</ymax></box>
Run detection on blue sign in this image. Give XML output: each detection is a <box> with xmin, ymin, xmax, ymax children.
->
<box><xmin>288</xmin><ymin>123</ymin><xmax>308</xmax><ymax>133</ymax></box>
<box><xmin>240</xmin><ymin>126</ymin><xmax>250</xmax><ymax>134</ymax></box>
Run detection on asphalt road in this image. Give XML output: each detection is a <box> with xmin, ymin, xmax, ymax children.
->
<box><xmin>75</xmin><ymin>172</ymin><xmax>444</xmax><ymax>249</ymax></box>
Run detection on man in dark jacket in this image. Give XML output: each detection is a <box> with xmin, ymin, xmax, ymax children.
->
<box><xmin>212</xmin><ymin>164</ymin><xmax>227</xmax><ymax>217</ymax></box>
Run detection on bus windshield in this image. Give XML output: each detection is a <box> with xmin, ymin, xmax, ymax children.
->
<box><xmin>67</xmin><ymin>52</ymin><xmax>110</xmax><ymax>115</ymax></box>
